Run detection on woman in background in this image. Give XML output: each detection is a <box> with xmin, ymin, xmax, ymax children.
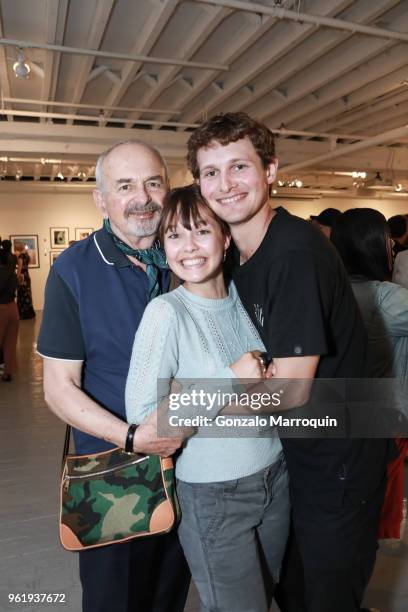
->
<box><xmin>17</xmin><ymin>251</ymin><xmax>36</xmax><ymax>319</ymax></box>
<box><xmin>332</xmin><ymin>208</ymin><xmax>408</xmax><ymax>540</ymax></box>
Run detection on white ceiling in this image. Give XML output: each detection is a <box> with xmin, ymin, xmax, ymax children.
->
<box><xmin>0</xmin><ymin>0</ymin><xmax>407</xmax><ymax>196</ymax></box>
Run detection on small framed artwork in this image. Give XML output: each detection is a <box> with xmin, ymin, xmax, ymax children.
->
<box><xmin>9</xmin><ymin>235</ymin><xmax>40</xmax><ymax>268</ymax></box>
<box><xmin>50</xmin><ymin>227</ymin><xmax>69</xmax><ymax>249</ymax></box>
<box><xmin>75</xmin><ymin>227</ymin><xmax>94</xmax><ymax>241</ymax></box>
<box><xmin>50</xmin><ymin>251</ymin><xmax>63</xmax><ymax>266</ymax></box>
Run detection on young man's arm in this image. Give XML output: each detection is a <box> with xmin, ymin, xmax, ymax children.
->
<box><xmin>217</xmin><ymin>355</ymin><xmax>319</xmax><ymax>416</ymax></box>
<box><xmin>272</xmin><ymin>355</ymin><xmax>319</xmax><ymax>379</ymax></box>
<box><xmin>43</xmin><ymin>358</ymin><xmax>184</xmax><ymax>456</ymax></box>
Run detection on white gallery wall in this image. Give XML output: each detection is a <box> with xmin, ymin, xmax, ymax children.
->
<box><xmin>0</xmin><ymin>185</ymin><xmax>100</xmax><ymax>310</ymax></box>
<box><xmin>1</xmin><ymin>182</ymin><xmax>408</xmax><ymax>310</ymax></box>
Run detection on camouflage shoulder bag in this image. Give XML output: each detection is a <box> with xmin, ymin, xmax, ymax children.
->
<box><xmin>59</xmin><ymin>426</ymin><xmax>179</xmax><ymax>551</ymax></box>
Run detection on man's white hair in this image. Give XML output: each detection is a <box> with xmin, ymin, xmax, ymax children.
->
<box><xmin>95</xmin><ymin>140</ymin><xmax>169</xmax><ymax>191</ymax></box>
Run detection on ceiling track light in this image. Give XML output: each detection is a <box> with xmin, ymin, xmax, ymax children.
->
<box><xmin>13</xmin><ymin>49</ymin><xmax>31</xmax><ymax>79</ymax></box>
<box><xmin>77</xmin><ymin>170</ymin><xmax>88</xmax><ymax>181</ymax></box>
<box><xmin>278</xmin><ymin>178</ymin><xmax>304</xmax><ymax>188</ymax></box>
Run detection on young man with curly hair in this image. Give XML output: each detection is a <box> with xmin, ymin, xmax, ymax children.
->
<box><xmin>187</xmin><ymin>112</ymin><xmax>389</xmax><ymax>612</ymax></box>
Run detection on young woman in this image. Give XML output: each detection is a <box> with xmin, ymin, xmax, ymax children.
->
<box><xmin>331</xmin><ymin>208</ymin><xmax>408</xmax><ymax>541</ymax></box>
<box><xmin>126</xmin><ymin>184</ymin><xmax>289</xmax><ymax>612</ymax></box>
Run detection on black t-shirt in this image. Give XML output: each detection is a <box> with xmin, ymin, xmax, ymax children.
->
<box><xmin>230</xmin><ymin>208</ymin><xmax>388</xmax><ymax>503</ymax></box>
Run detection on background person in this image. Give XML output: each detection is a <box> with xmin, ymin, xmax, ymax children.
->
<box><xmin>332</xmin><ymin>208</ymin><xmax>408</xmax><ymax>542</ymax></box>
<box><xmin>1</xmin><ymin>239</ymin><xmax>18</xmax><ymax>270</ymax></box>
<box><xmin>17</xmin><ymin>251</ymin><xmax>35</xmax><ymax>319</ymax></box>
<box><xmin>388</xmin><ymin>214</ymin><xmax>408</xmax><ymax>258</ymax></box>
<box><xmin>0</xmin><ymin>248</ymin><xmax>19</xmax><ymax>382</ymax></box>
<box><xmin>126</xmin><ymin>184</ymin><xmax>289</xmax><ymax>612</ymax></box>
<box><xmin>309</xmin><ymin>207</ymin><xmax>342</xmax><ymax>239</ymax></box>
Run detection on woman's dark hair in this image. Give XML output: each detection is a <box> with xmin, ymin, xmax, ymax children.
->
<box><xmin>158</xmin><ymin>183</ymin><xmax>229</xmax><ymax>243</ymax></box>
<box><xmin>331</xmin><ymin>208</ymin><xmax>391</xmax><ymax>281</ymax></box>
<box><xmin>388</xmin><ymin>215</ymin><xmax>407</xmax><ymax>239</ymax></box>
<box><xmin>1</xmin><ymin>239</ymin><xmax>12</xmax><ymax>253</ymax></box>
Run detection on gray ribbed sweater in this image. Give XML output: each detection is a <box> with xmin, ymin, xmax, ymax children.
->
<box><xmin>125</xmin><ymin>282</ymin><xmax>282</xmax><ymax>483</ymax></box>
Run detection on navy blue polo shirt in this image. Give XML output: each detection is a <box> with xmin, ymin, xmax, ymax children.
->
<box><xmin>37</xmin><ymin>227</ymin><xmax>170</xmax><ymax>454</ymax></box>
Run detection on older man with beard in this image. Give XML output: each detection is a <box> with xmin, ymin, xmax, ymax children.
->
<box><xmin>37</xmin><ymin>141</ymin><xmax>190</xmax><ymax>612</ymax></box>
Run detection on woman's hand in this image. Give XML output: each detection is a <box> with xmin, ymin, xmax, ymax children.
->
<box><xmin>230</xmin><ymin>351</ymin><xmax>266</xmax><ymax>379</ymax></box>
<box><xmin>266</xmin><ymin>360</ymin><xmax>277</xmax><ymax>378</ymax></box>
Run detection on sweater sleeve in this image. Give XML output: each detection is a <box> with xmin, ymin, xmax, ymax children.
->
<box><xmin>125</xmin><ymin>298</ymin><xmax>179</xmax><ymax>424</ymax></box>
<box><xmin>392</xmin><ymin>252</ymin><xmax>408</xmax><ymax>290</ymax></box>
<box><xmin>378</xmin><ymin>282</ymin><xmax>408</xmax><ymax>337</ymax></box>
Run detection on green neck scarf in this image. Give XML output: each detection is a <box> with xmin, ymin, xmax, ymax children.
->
<box><xmin>104</xmin><ymin>219</ymin><xmax>168</xmax><ymax>301</ymax></box>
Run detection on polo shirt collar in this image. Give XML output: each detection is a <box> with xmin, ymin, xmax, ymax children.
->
<box><xmin>94</xmin><ymin>227</ymin><xmax>131</xmax><ymax>268</ymax></box>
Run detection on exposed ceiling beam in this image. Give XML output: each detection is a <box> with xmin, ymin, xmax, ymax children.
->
<box><xmin>66</xmin><ymin>0</ymin><xmax>118</xmax><ymax>124</ymax></box>
<box><xmin>50</xmin><ymin>163</ymin><xmax>59</xmax><ymax>181</ymax></box>
<box><xmin>220</xmin><ymin>0</ymin><xmax>400</xmax><ymax>117</ymax></box>
<box><xmin>359</xmin><ymin>112</ymin><xmax>408</xmax><ymax>136</ymax></box>
<box><xmin>308</xmin><ymin>88</ymin><xmax>408</xmax><ymax>133</ymax></box>
<box><xmin>1</xmin><ymin>107</ymin><xmax>392</xmax><ymax>143</ymax></box>
<box><xmin>100</xmin><ymin>0</ymin><xmax>180</xmax><ymax>126</ymax></box>
<box><xmin>338</xmin><ymin>99</ymin><xmax>408</xmax><ymax>134</ymax></box>
<box><xmin>2</xmin><ymin>121</ymin><xmax>408</xmax><ymax>173</ymax></box>
<box><xmin>41</xmin><ymin>0</ymin><xmax>69</xmax><ymax>122</ymax></box>
<box><xmin>195</xmin><ymin>0</ymin><xmax>408</xmax><ymax>42</ymax></box>
<box><xmin>260</xmin><ymin>32</ymin><xmax>408</xmax><ymax>128</ymax></box>
<box><xmin>294</xmin><ymin>66</ymin><xmax>408</xmax><ymax>132</ymax></box>
<box><xmin>282</xmin><ymin>124</ymin><xmax>408</xmax><ymax>173</ymax></box>
<box><xmin>276</xmin><ymin>140</ymin><xmax>408</xmax><ymax>172</ymax></box>
<box><xmin>255</xmin><ymin>5</ymin><xmax>408</xmax><ymax>124</ymax></box>
<box><xmin>154</xmin><ymin>2</ymin><xmax>313</xmax><ymax>127</ymax></box>
<box><xmin>66</xmin><ymin>164</ymin><xmax>79</xmax><ymax>182</ymax></box>
<box><xmin>2</xmin><ymin>96</ymin><xmax>181</xmax><ymax>115</ymax></box>
<box><xmin>0</xmin><ymin>6</ymin><xmax>12</xmax><ymax>121</ymax></box>
<box><xmin>0</xmin><ymin>108</ymin><xmax>198</xmax><ymax>128</ymax></box>
<box><xmin>33</xmin><ymin>164</ymin><xmax>42</xmax><ymax>181</ymax></box>
<box><xmin>127</xmin><ymin>3</ymin><xmax>230</xmax><ymax>127</ymax></box>
<box><xmin>177</xmin><ymin>0</ymin><xmax>352</xmax><ymax>126</ymax></box>
<box><xmin>3</xmin><ymin>105</ymin><xmax>406</xmax><ymax>146</ymax></box>
<box><xmin>0</xmin><ymin>36</ymin><xmax>229</xmax><ymax>70</ymax></box>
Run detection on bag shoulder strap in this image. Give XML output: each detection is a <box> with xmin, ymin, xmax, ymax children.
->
<box><xmin>61</xmin><ymin>425</ymin><xmax>71</xmax><ymax>474</ymax></box>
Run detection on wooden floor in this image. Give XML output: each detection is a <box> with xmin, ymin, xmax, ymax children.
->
<box><xmin>0</xmin><ymin>316</ymin><xmax>407</xmax><ymax>611</ymax></box>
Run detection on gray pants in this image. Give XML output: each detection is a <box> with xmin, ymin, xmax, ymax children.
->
<box><xmin>177</xmin><ymin>453</ymin><xmax>290</xmax><ymax>612</ymax></box>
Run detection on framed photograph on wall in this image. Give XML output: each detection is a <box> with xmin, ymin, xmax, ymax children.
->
<box><xmin>50</xmin><ymin>227</ymin><xmax>69</xmax><ymax>249</ymax></box>
<box><xmin>9</xmin><ymin>235</ymin><xmax>40</xmax><ymax>268</ymax></box>
<box><xmin>75</xmin><ymin>227</ymin><xmax>94</xmax><ymax>241</ymax></box>
<box><xmin>50</xmin><ymin>251</ymin><xmax>63</xmax><ymax>266</ymax></box>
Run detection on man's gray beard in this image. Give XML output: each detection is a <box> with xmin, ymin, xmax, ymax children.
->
<box><xmin>127</xmin><ymin>215</ymin><xmax>161</xmax><ymax>238</ymax></box>
<box><xmin>124</xmin><ymin>200</ymin><xmax>162</xmax><ymax>238</ymax></box>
